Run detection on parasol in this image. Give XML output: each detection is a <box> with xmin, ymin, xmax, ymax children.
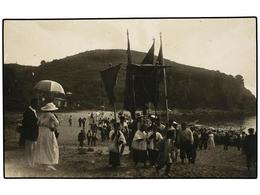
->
<box><xmin>33</xmin><ymin>80</ymin><xmax>65</xmax><ymax>94</ymax></box>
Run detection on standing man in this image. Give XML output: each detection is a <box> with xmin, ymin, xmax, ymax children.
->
<box><xmin>178</xmin><ymin>122</ymin><xmax>194</xmax><ymax>164</ymax></box>
<box><xmin>147</xmin><ymin>118</ymin><xmax>163</xmax><ymax>166</ymax></box>
<box><xmin>68</xmin><ymin>115</ymin><xmax>72</xmax><ymax>126</ymax></box>
<box><xmin>22</xmin><ymin>98</ymin><xmax>39</xmax><ymax>167</ymax></box>
<box><xmin>108</xmin><ymin>123</ymin><xmax>126</xmax><ymax>169</ymax></box>
<box><xmin>244</xmin><ymin>128</ymin><xmax>256</xmax><ymax>170</ymax></box>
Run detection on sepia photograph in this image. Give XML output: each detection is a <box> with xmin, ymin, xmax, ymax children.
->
<box><xmin>3</xmin><ymin>18</ymin><xmax>257</xmax><ymax>178</ymax></box>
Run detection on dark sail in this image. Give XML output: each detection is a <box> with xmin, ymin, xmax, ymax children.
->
<box><xmin>100</xmin><ymin>64</ymin><xmax>121</xmax><ymax>105</ymax></box>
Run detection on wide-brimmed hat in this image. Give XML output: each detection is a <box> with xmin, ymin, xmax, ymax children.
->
<box><xmin>173</xmin><ymin>121</ymin><xmax>178</xmax><ymax>125</ymax></box>
<box><xmin>41</xmin><ymin>102</ymin><xmax>58</xmax><ymax>111</ymax></box>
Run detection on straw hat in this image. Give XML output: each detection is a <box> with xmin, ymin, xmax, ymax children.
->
<box><xmin>173</xmin><ymin>121</ymin><xmax>178</xmax><ymax>125</ymax></box>
<box><xmin>41</xmin><ymin>102</ymin><xmax>58</xmax><ymax>111</ymax></box>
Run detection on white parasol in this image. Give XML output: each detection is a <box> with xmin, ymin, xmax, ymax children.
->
<box><xmin>34</xmin><ymin>80</ymin><xmax>65</xmax><ymax>94</ymax></box>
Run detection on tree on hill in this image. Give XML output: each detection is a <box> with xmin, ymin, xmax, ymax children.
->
<box><xmin>3</xmin><ymin>49</ymin><xmax>256</xmax><ymax>114</ymax></box>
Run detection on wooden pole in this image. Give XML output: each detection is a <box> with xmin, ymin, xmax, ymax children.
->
<box><xmin>132</xmin><ymin>74</ymin><xmax>136</xmax><ymax>120</ymax></box>
<box><xmin>161</xmin><ymin>33</ymin><xmax>169</xmax><ymax>123</ymax></box>
<box><xmin>113</xmin><ymin>102</ymin><xmax>117</xmax><ymax>122</ymax></box>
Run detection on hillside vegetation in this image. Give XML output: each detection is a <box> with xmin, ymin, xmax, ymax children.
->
<box><xmin>4</xmin><ymin>49</ymin><xmax>256</xmax><ymax>114</ymax></box>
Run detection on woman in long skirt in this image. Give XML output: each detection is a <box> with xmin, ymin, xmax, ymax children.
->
<box><xmin>34</xmin><ymin>102</ymin><xmax>60</xmax><ymax>171</ymax></box>
<box><xmin>208</xmin><ymin>131</ymin><xmax>215</xmax><ymax>150</ymax></box>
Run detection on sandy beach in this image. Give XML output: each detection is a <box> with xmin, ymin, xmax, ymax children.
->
<box><xmin>4</xmin><ymin>112</ymin><xmax>256</xmax><ymax>178</ymax></box>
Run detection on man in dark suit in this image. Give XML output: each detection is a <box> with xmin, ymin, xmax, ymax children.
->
<box><xmin>244</xmin><ymin>128</ymin><xmax>256</xmax><ymax>170</ymax></box>
<box><xmin>22</xmin><ymin>98</ymin><xmax>39</xmax><ymax>167</ymax></box>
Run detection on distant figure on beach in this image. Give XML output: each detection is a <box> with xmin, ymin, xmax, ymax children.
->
<box><xmin>78</xmin><ymin>129</ymin><xmax>86</xmax><ymax>148</ymax></box>
<box><xmin>34</xmin><ymin>102</ymin><xmax>59</xmax><ymax>171</ymax></box>
<box><xmin>68</xmin><ymin>115</ymin><xmax>72</xmax><ymax>126</ymax></box>
<box><xmin>244</xmin><ymin>128</ymin><xmax>256</xmax><ymax>170</ymax></box>
<box><xmin>191</xmin><ymin>126</ymin><xmax>199</xmax><ymax>163</ymax></box>
<box><xmin>235</xmin><ymin>133</ymin><xmax>242</xmax><ymax>151</ymax></box>
<box><xmin>78</xmin><ymin>117</ymin><xmax>82</xmax><ymax>127</ymax></box>
<box><xmin>82</xmin><ymin>117</ymin><xmax>86</xmax><ymax>129</ymax></box>
<box><xmin>89</xmin><ymin>113</ymin><xmax>96</xmax><ymax>130</ymax></box>
<box><xmin>178</xmin><ymin>122</ymin><xmax>193</xmax><ymax>164</ymax></box>
<box><xmin>86</xmin><ymin>129</ymin><xmax>92</xmax><ymax>146</ymax></box>
<box><xmin>223</xmin><ymin>132</ymin><xmax>230</xmax><ymax>150</ymax></box>
<box><xmin>91</xmin><ymin>125</ymin><xmax>98</xmax><ymax>146</ymax></box>
<box><xmin>207</xmin><ymin>131</ymin><xmax>215</xmax><ymax>150</ymax></box>
<box><xmin>22</xmin><ymin>98</ymin><xmax>39</xmax><ymax>168</ymax></box>
<box><xmin>108</xmin><ymin>122</ymin><xmax>126</xmax><ymax>169</ymax></box>
<box><xmin>241</xmin><ymin>132</ymin><xmax>247</xmax><ymax>154</ymax></box>
<box><xmin>200</xmin><ymin>129</ymin><xmax>209</xmax><ymax>150</ymax></box>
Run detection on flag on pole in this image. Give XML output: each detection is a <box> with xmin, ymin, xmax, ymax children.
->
<box><xmin>100</xmin><ymin>64</ymin><xmax>121</xmax><ymax>105</ymax></box>
<box><xmin>124</xmin><ymin>30</ymin><xmax>135</xmax><ymax>111</ymax></box>
<box><xmin>157</xmin><ymin>38</ymin><xmax>163</xmax><ymax>65</ymax></box>
<box><xmin>141</xmin><ymin>39</ymin><xmax>155</xmax><ymax>64</ymax></box>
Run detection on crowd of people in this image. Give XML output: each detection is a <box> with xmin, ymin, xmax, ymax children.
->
<box><xmin>74</xmin><ymin>110</ymin><xmax>256</xmax><ymax>175</ymax></box>
<box><xmin>18</xmin><ymin>99</ymin><xmax>257</xmax><ymax>175</ymax></box>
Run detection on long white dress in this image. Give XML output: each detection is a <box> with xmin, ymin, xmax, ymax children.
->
<box><xmin>208</xmin><ymin>133</ymin><xmax>215</xmax><ymax>149</ymax></box>
<box><xmin>34</xmin><ymin>112</ymin><xmax>59</xmax><ymax>165</ymax></box>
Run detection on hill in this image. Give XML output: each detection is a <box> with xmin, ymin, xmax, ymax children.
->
<box><xmin>3</xmin><ymin>49</ymin><xmax>256</xmax><ymax>114</ymax></box>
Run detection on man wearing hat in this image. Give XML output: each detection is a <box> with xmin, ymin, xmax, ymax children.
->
<box><xmin>178</xmin><ymin>122</ymin><xmax>194</xmax><ymax>164</ymax></box>
<box><xmin>244</xmin><ymin>128</ymin><xmax>256</xmax><ymax>170</ymax></box>
<box><xmin>22</xmin><ymin>98</ymin><xmax>39</xmax><ymax>167</ymax></box>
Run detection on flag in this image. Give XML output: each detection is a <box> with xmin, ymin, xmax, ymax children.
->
<box><xmin>100</xmin><ymin>64</ymin><xmax>121</xmax><ymax>105</ymax></box>
<box><xmin>124</xmin><ymin>31</ymin><xmax>135</xmax><ymax>112</ymax></box>
<box><xmin>157</xmin><ymin>38</ymin><xmax>163</xmax><ymax>65</ymax></box>
<box><xmin>141</xmin><ymin>39</ymin><xmax>155</xmax><ymax>64</ymax></box>
<box><xmin>134</xmin><ymin>39</ymin><xmax>159</xmax><ymax>108</ymax></box>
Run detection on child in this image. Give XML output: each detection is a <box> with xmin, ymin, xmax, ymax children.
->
<box><xmin>87</xmin><ymin>130</ymin><xmax>92</xmax><ymax>146</ymax></box>
<box><xmin>91</xmin><ymin>126</ymin><xmax>98</xmax><ymax>146</ymax></box>
<box><xmin>68</xmin><ymin>115</ymin><xmax>72</xmax><ymax>126</ymax></box>
<box><xmin>78</xmin><ymin>130</ymin><xmax>86</xmax><ymax>148</ymax></box>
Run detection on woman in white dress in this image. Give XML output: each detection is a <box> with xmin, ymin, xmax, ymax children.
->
<box><xmin>34</xmin><ymin>102</ymin><xmax>60</xmax><ymax>171</ymax></box>
<box><xmin>208</xmin><ymin>131</ymin><xmax>215</xmax><ymax>150</ymax></box>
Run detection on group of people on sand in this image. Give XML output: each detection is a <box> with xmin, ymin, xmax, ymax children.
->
<box><xmin>105</xmin><ymin>112</ymin><xmax>256</xmax><ymax>175</ymax></box>
<box><xmin>106</xmin><ymin>113</ymin><xmax>199</xmax><ymax>176</ymax></box>
<box><xmin>18</xmin><ymin>98</ymin><xmax>257</xmax><ymax>174</ymax></box>
<box><xmin>19</xmin><ymin>99</ymin><xmax>60</xmax><ymax>171</ymax></box>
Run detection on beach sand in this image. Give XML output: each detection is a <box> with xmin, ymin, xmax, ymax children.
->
<box><xmin>4</xmin><ymin>112</ymin><xmax>256</xmax><ymax>178</ymax></box>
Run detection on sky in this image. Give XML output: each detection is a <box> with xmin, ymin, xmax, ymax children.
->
<box><xmin>4</xmin><ymin>18</ymin><xmax>256</xmax><ymax>95</ymax></box>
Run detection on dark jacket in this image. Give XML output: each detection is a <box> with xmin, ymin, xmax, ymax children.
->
<box><xmin>22</xmin><ymin>107</ymin><xmax>39</xmax><ymax>141</ymax></box>
<box><xmin>244</xmin><ymin>134</ymin><xmax>256</xmax><ymax>156</ymax></box>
